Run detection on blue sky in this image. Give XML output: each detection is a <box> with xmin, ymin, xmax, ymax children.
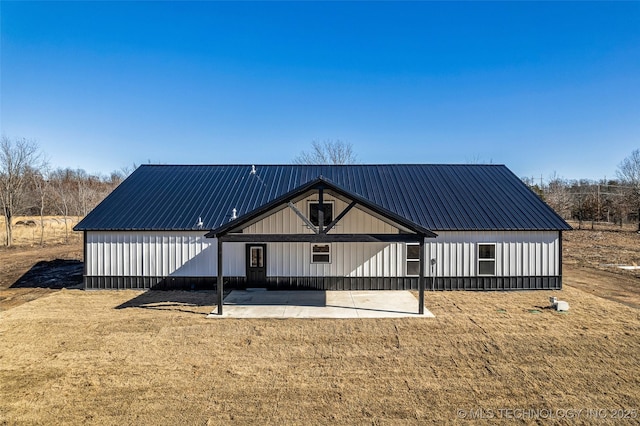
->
<box><xmin>2</xmin><ymin>1</ymin><xmax>639</xmax><ymax>181</ymax></box>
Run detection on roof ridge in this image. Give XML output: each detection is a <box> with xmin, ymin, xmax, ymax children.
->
<box><xmin>137</xmin><ymin>163</ymin><xmax>507</xmax><ymax>167</ymax></box>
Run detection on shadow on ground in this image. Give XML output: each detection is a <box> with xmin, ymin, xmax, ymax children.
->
<box><xmin>224</xmin><ymin>290</ymin><xmax>327</xmax><ymax>306</ymax></box>
<box><xmin>10</xmin><ymin>259</ymin><xmax>83</xmax><ymax>289</ymax></box>
<box><xmin>115</xmin><ymin>290</ymin><xmax>220</xmax><ymax>315</ymax></box>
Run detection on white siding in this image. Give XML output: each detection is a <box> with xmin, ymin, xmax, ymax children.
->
<box><xmin>86</xmin><ymin>232</ymin><xmax>245</xmax><ymax>277</ymax></box>
<box><xmin>425</xmin><ymin>231</ymin><xmax>560</xmax><ymax>277</ymax></box>
<box><xmin>263</xmin><ymin>242</ymin><xmax>404</xmax><ymax>277</ymax></box>
<box><xmin>87</xmin><ymin>230</ymin><xmax>560</xmax><ymax>279</ymax></box>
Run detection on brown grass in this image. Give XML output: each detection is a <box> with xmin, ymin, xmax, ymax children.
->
<box><xmin>1</xmin><ymin>280</ymin><xmax>639</xmax><ymax>424</ymax></box>
<box><xmin>1</xmin><ymin>220</ymin><xmax>639</xmax><ymax>424</ymax></box>
<box><xmin>0</xmin><ymin>215</ymin><xmax>82</xmax><ymax>247</ymax></box>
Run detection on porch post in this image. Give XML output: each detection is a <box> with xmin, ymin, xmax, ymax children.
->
<box><xmin>217</xmin><ymin>238</ymin><xmax>223</xmax><ymax>315</ymax></box>
<box><xmin>419</xmin><ymin>236</ymin><xmax>425</xmax><ymax>315</ymax></box>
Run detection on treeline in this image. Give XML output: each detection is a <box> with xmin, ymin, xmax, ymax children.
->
<box><xmin>2</xmin><ymin>136</ymin><xmax>639</xmax><ymax>246</ymax></box>
<box><xmin>525</xmin><ymin>177</ymin><xmax>639</xmax><ymax>228</ymax></box>
<box><xmin>523</xmin><ymin>149</ymin><xmax>640</xmax><ymax>229</ymax></box>
<box><xmin>1</xmin><ymin>136</ymin><xmax>130</xmax><ymax>246</ymax></box>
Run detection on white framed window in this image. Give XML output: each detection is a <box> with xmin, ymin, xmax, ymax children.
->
<box><xmin>478</xmin><ymin>243</ymin><xmax>496</xmax><ymax>276</ymax></box>
<box><xmin>406</xmin><ymin>243</ymin><xmax>421</xmax><ymax>276</ymax></box>
<box><xmin>311</xmin><ymin>243</ymin><xmax>331</xmax><ymax>263</ymax></box>
<box><xmin>308</xmin><ymin>201</ymin><xmax>334</xmax><ymax>227</ymax></box>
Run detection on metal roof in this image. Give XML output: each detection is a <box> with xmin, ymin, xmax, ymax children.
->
<box><xmin>74</xmin><ymin>164</ymin><xmax>571</xmax><ymax>232</ymax></box>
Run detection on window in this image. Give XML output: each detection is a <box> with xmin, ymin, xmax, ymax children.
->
<box><xmin>249</xmin><ymin>246</ymin><xmax>264</xmax><ymax>268</ymax></box>
<box><xmin>478</xmin><ymin>244</ymin><xmax>496</xmax><ymax>275</ymax></box>
<box><xmin>311</xmin><ymin>243</ymin><xmax>331</xmax><ymax>263</ymax></box>
<box><xmin>309</xmin><ymin>202</ymin><xmax>333</xmax><ymax>227</ymax></box>
<box><xmin>406</xmin><ymin>243</ymin><xmax>421</xmax><ymax>276</ymax></box>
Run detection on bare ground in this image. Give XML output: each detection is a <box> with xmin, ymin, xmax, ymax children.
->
<box><xmin>0</xmin><ymin>243</ymin><xmax>83</xmax><ymax>311</ymax></box>
<box><xmin>563</xmin><ymin>226</ymin><xmax>640</xmax><ymax>309</ymax></box>
<box><xmin>0</xmin><ymin>226</ymin><xmax>639</xmax><ymax>424</ymax></box>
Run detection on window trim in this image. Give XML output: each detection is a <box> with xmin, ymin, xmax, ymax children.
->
<box><xmin>311</xmin><ymin>243</ymin><xmax>331</xmax><ymax>264</ymax></box>
<box><xmin>477</xmin><ymin>243</ymin><xmax>496</xmax><ymax>276</ymax></box>
<box><xmin>406</xmin><ymin>243</ymin><xmax>421</xmax><ymax>277</ymax></box>
<box><xmin>307</xmin><ymin>200</ymin><xmax>334</xmax><ymax>227</ymax></box>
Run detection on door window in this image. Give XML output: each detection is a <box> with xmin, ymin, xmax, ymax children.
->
<box><xmin>250</xmin><ymin>246</ymin><xmax>264</xmax><ymax>268</ymax></box>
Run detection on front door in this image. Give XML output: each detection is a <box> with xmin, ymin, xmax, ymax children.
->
<box><xmin>246</xmin><ymin>244</ymin><xmax>267</xmax><ymax>286</ymax></box>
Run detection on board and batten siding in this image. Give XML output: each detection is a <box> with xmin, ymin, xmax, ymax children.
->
<box><xmin>84</xmin><ymin>201</ymin><xmax>561</xmax><ymax>290</ymax></box>
<box><xmin>425</xmin><ymin>231</ymin><xmax>560</xmax><ymax>277</ymax></box>
<box><xmin>86</xmin><ymin>231</ymin><xmax>243</xmax><ymax>278</ymax></box>
<box><xmin>84</xmin><ymin>232</ymin><xmax>405</xmax><ymax>279</ymax></box>
<box><xmin>264</xmin><ymin>242</ymin><xmax>404</xmax><ymax>277</ymax></box>
<box><xmin>242</xmin><ymin>194</ymin><xmax>400</xmax><ymax>235</ymax></box>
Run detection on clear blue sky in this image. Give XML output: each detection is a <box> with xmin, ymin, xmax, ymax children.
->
<box><xmin>2</xmin><ymin>1</ymin><xmax>639</xmax><ymax>182</ymax></box>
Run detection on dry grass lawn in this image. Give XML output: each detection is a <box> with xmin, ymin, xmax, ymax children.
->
<box><xmin>0</xmin><ymin>215</ymin><xmax>82</xmax><ymax>247</ymax></box>
<box><xmin>1</xmin><ymin>220</ymin><xmax>639</xmax><ymax>424</ymax></box>
<box><xmin>1</xmin><ymin>284</ymin><xmax>639</xmax><ymax>424</ymax></box>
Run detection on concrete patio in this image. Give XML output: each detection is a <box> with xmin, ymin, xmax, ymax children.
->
<box><xmin>206</xmin><ymin>289</ymin><xmax>435</xmax><ymax>318</ymax></box>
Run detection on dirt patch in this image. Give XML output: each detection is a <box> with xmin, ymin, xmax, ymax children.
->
<box><xmin>562</xmin><ymin>226</ymin><xmax>640</xmax><ymax>309</ymax></box>
<box><xmin>563</xmin><ymin>225</ymin><xmax>640</xmax><ymax>275</ymax></box>
<box><xmin>565</xmin><ymin>264</ymin><xmax>640</xmax><ymax>310</ymax></box>
<box><xmin>0</xmin><ymin>242</ymin><xmax>83</xmax><ymax>311</ymax></box>
<box><xmin>11</xmin><ymin>259</ymin><xmax>83</xmax><ymax>289</ymax></box>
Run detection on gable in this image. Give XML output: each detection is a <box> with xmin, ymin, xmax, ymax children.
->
<box><xmin>242</xmin><ymin>193</ymin><xmax>402</xmax><ymax>235</ymax></box>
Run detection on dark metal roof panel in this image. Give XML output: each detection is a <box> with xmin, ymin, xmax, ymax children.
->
<box><xmin>74</xmin><ymin>164</ymin><xmax>571</xmax><ymax>232</ymax></box>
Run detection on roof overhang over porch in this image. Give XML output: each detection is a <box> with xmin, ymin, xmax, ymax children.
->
<box><xmin>205</xmin><ymin>175</ymin><xmax>437</xmax><ymax>240</ymax></box>
<box><xmin>216</xmin><ymin>233</ymin><xmax>426</xmax><ymax>243</ymax></box>
<box><xmin>206</xmin><ymin>176</ymin><xmax>435</xmax><ymax>317</ymax></box>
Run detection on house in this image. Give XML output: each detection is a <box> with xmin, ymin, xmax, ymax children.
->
<box><xmin>74</xmin><ymin>164</ymin><xmax>571</xmax><ymax>314</ymax></box>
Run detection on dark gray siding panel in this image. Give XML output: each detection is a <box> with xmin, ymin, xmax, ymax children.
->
<box><xmin>85</xmin><ymin>276</ymin><xmax>219</xmax><ymax>290</ymax></box>
<box><xmin>431</xmin><ymin>276</ymin><xmax>561</xmax><ymax>290</ymax></box>
<box><xmin>85</xmin><ymin>276</ymin><xmax>561</xmax><ymax>291</ymax></box>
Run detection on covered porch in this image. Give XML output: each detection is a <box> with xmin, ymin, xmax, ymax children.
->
<box><xmin>206</xmin><ymin>176</ymin><xmax>437</xmax><ymax>316</ymax></box>
<box><xmin>206</xmin><ymin>289</ymin><xmax>435</xmax><ymax>318</ymax></box>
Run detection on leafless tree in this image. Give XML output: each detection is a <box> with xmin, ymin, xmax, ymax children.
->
<box><xmin>545</xmin><ymin>174</ymin><xmax>572</xmax><ymax>219</ymax></box>
<box><xmin>49</xmin><ymin>168</ymin><xmax>74</xmax><ymax>242</ymax></box>
<box><xmin>29</xmin><ymin>165</ymin><xmax>50</xmax><ymax>245</ymax></box>
<box><xmin>617</xmin><ymin>149</ymin><xmax>640</xmax><ymax>189</ymax></box>
<box><xmin>293</xmin><ymin>140</ymin><xmax>358</xmax><ymax>165</ymax></box>
<box><xmin>0</xmin><ymin>136</ymin><xmax>44</xmax><ymax>246</ymax></box>
<box><xmin>617</xmin><ymin>149</ymin><xmax>640</xmax><ymax>229</ymax></box>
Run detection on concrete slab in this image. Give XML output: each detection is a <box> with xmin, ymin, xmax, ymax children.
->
<box><xmin>206</xmin><ymin>290</ymin><xmax>435</xmax><ymax>318</ymax></box>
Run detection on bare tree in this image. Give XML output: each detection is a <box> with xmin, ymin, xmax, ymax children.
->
<box><xmin>0</xmin><ymin>136</ymin><xmax>44</xmax><ymax>246</ymax></box>
<box><xmin>617</xmin><ymin>149</ymin><xmax>640</xmax><ymax>189</ymax></box>
<box><xmin>29</xmin><ymin>165</ymin><xmax>50</xmax><ymax>245</ymax></box>
<box><xmin>545</xmin><ymin>174</ymin><xmax>572</xmax><ymax>219</ymax></box>
<box><xmin>293</xmin><ymin>140</ymin><xmax>357</xmax><ymax>165</ymax></box>
<box><xmin>617</xmin><ymin>149</ymin><xmax>640</xmax><ymax>230</ymax></box>
<box><xmin>49</xmin><ymin>168</ymin><xmax>75</xmax><ymax>241</ymax></box>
